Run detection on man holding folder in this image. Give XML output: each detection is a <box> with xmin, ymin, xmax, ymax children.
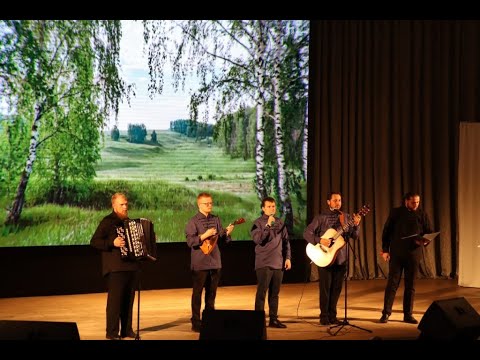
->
<box><xmin>379</xmin><ymin>192</ymin><xmax>435</xmax><ymax>324</ymax></box>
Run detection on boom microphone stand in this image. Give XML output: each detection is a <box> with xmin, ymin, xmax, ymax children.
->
<box><xmin>329</xmin><ymin>239</ymin><xmax>371</xmax><ymax>336</ymax></box>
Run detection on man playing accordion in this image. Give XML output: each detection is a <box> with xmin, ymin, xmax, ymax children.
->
<box><xmin>91</xmin><ymin>192</ymin><xmax>142</xmax><ymax>340</ymax></box>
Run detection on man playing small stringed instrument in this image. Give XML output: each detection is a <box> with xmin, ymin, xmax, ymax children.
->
<box><xmin>185</xmin><ymin>192</ymin><xmax>236</xmax><ymax>333</ymax></box>
<box><xmin>303</xmin><ymin>192</ymin><xmax>362</xmax><ymax>326</ymax></box>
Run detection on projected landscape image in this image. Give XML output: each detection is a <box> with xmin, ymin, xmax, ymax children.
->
<box><xmin>0</xmin><ymin>20</ymin><xmax>309</xmax><ymax>246</ymax></box>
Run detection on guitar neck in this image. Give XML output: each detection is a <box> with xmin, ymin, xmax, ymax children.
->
<box><xmin>333</xmin><ymin>228</ymin><xmax>344</xmax><ymax>240</ymax></box>
<box><xmin>338</xmin><ymin>217</ymin><xmax>357</xmax><ymax>235</ymax></box>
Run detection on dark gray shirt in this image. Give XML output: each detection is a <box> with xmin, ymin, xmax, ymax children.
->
<box><xmin>303</xmin><ymin>210</ymin><xmax>359</xmax><ymax>265</ymax></box>
<box><xmin>251</xmin><ymin>214</ymin><xmax>291</xmax><ymax>270</ymax></box>
<box><xmin>185</xmin><ymin>212</ymin><xmax>232</xmax><ymax>271</ymax></box>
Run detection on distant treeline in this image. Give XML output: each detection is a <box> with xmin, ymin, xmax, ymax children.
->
<box><xmin>110</xmin><ymin>124</ymin><xmax>157</xmax><ymax>144</ymax></box>
<box><xmin>170</xmin><ymin>119</ymin><xmax>214</xmax><ymax>139</ymax></box>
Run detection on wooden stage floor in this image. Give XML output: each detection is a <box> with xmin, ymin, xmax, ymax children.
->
<box><xmin>1</xmin><ymin>279</ymin><xmax>479</xmax><ymax>341</ymax></box>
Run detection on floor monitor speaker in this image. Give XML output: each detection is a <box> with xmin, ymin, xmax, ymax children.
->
<box><xmin>0</xmin><ymin>320</ymin><xmax>80</xmax><ymax>340</ymax></box>
<box><xmin>418</xmin><ymin>297</ymin><xmax>480</xmax><ymax>340</ymax></box>
<box><xmin>199</xmin><ymin>309</ymin><xmax>267</xmax><ymax>340</ymax></box>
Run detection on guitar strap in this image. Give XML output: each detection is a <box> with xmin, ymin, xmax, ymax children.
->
<box><xmin>338</xmin><ymin>211</ymin><xmax>346</xmax><ymax>228</ymax></box>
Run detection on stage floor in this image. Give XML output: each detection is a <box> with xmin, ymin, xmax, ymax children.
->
<box><xmin>1</xmin><ymin>278</ymin><xmax>479</xmax><ymax>341</ymax></box>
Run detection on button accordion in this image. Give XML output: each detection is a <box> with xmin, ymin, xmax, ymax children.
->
<box><xmin>116</xmin><ymin>218</ymin><xmax>157</xmax><ymax>261</ymax></box>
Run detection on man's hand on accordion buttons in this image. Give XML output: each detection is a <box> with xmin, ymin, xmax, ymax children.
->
<box><xmin>113</xmin><ymin>236</ymin><xmax>125</xmax><ymax>247</ymax></box>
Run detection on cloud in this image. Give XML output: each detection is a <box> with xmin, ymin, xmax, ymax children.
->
<box><xmin>110</xmin><ymin>21</ymin><xmax>194</xmax><ymax>130</ymax></box>
<box><xmin>119</xmin><ymin>20</ymin><xmax>148</xmax><ymax>73</ymax></box>
<box><xmin>110</xmin><ymin>20</ymin><xmax>248</xmax><ymax>131</ymax></box>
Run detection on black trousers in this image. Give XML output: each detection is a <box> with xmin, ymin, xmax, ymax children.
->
<box><xmin>255</xmin><ymin>267</ymin><xmax>284</xmax><ymax>320</ymax></box>
<box><xmin>317</xmin><ymin>263</ymin><xmax>346</xmax><ymax>321</ymax></box>
<box><xmin>105</xmin><ymin>271</ymin><xmax>138</xmax><ymax>337</ymax></box>
<box><xmin>191</xmin><ymin>269</ymin><xmax>220</xmax><ymax>326</ymax></box>
<box><xmin>382</xmin><ymin>251</ymin><xmax>421</xmax><ymax>317</ymax></box>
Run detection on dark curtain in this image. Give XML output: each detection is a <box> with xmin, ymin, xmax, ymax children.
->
<box><xmin>307</xmin><ymin>20</ymin><xmax>480</xmax><ymax>280</ymax></box>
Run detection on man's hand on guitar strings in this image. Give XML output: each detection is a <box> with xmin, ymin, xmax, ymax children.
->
<box><xmin>320</xmin><ymin>238</ymin><xmax>332</xmax><ymax>247</ymax></box>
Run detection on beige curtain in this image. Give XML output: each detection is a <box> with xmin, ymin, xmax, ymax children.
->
<box><xmin>458</xmin><ymin>122</ymin><xmax>480</xmax><ymax>288</ymax></box>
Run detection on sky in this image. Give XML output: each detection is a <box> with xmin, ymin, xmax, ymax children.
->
<box><xmin>0</xmin><ymin>20</ymin><xmax>199</xmax><ymax>130</ymax></box>
<box><xmin>109</xmin><ymin>21</ymin><xmax>197</xmax><ymax>131</ymax></box>
<box><xmin>2</xmin><ymin>20</ymin><xmax>307</xmax><ymax>131</ymax></box>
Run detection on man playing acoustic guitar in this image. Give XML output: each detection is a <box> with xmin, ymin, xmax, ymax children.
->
<box><xmin>185</xmin><ymin>192</ymin><xmax>237</xmax><ymax>333</ymax></box>
<box><xmin>303</xmin><ymin>192</ymin><xmax>362</xmax><ymax>326</ymax></box>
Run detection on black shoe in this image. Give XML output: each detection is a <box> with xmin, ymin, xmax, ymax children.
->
<box><xmin>121</xmin><ymin>330</ymin><xmax>137</xmax><ymax>339</ymax></box>
<box><xmin>403</xmin><ymin>315</ymin><xmax>418</xmax><ymax>324</ymax></box>
<box><xmin>191</xmin><ymin>325</ymin><xmax>201</xmax><ymax>333</ymax></box>
<box><xmin>379</xmin><ymin>314</ymin><xmax>389</xmax><ymax>323</ymax></box>
<box><xmin>106</xmin><ymin>334</ymin><xmax>121</xmax><ymax>340</ymax></box>
<box><xmin>191</xmin><ymin>319</ymin><xmax>202</xmax><ymax>333</ymax></box>
<box><xmin>320</xmin><ymin>318</ymin><xmax>330</xmax><ymax>326</ymax></box>
<box><xmin>329</xmin><ymin>317</ymin><xmax>341</xmax><ymax>325</ymax></box>
<box><xmin>269</xmin><ymin>319</ymin><xmax>287</xmax><ymax>328</ymax></box>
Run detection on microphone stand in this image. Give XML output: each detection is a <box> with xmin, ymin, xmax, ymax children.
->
<box><xmin>329</xmin><ymin>238</ymin><xmax>371</xmax><ymax>336</ymax></box>
<box><xmin>135</xmin><ymin>266</ymin><xmax>141</xmax><ymax>340</ymax></box>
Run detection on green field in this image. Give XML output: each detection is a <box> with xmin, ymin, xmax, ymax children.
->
<box><xmin>96</xmin><ymin>131</ymin><xmax>256</xmax><ymax>194</ymax></box>
<box><xmin>0</xmin><ymin>130</ymin><xmax>306</xmax><ymax>246</ymax></box>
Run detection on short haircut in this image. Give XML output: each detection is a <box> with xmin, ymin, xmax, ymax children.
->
<box><xmin>403</xmin><ymin>191</ymin><xmax>420</xmax><ymax>201</ymax></box>
<box><xmin>261</xmin><ymin>196</ymin><xmax>276</xmax><ymax>208</ymax></box>
<box><xmin>197</xmin><ymin>192</ymin><xmax>212</xmax><ymax>201</ymax></box>
<box><xmin>327</xmin><ymin>191</ymin><xmax>341</xmax><ymax>200</ymax></box>
<box><xmin>111</xmin><ymin>192</ymin><xmax>127</xmax><ymax>205</ymax></box>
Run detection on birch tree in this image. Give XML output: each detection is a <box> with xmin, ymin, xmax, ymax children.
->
<box><xmin>143</xmin><ymin>20</ymin><xmax>308</xmax><ymax>223</ymax></box>
<box><xmin>269</xmin><ymin>21</ymin><xmax>291</xmax><ymax>228</ymax></box>
<box><xmin>144</xmin><ymin>20</ymin><xmax>269</xmax><ymax>199</ymax></box>
<box><xmin>0</xmin><ymin>20</ymin><xmax>130</xmax><ymax>225</ymax></box>
<box><xmin>266</xmin><ymin>20</ymin><xmax>309</xmax><ymax>230</ymax></box>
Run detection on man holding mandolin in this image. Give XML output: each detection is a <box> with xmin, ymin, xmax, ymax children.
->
<box><xmin>185</xmin><ymin>192</ymin><xmax>240</xmax><ymax>333</ymax></box>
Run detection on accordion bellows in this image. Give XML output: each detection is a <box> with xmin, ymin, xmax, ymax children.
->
<box><xmin>117</xmin><ymin>218</ymin><xmax>157</xmax><ymax>261</ymax></box>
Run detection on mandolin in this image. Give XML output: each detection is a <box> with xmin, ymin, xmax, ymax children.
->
<box><xmin>200</xmin><ymin>218</ymin><xmax>246</xmax><ymax>255</ymax></box>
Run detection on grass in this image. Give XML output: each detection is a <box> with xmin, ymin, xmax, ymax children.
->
<box><xmin>96</xmin><ymin>131</ymin><xmax>255</xmax><ymax>188</ymax></box>
<box><xmin>0</xmin><ymin>130</ymin><xmax>306</xmax><ymax>246</ymax></box>
<box><xmin>0</xmin><ymin>191</ymin><xmax>259</xmax><ymax>246</ymax></box>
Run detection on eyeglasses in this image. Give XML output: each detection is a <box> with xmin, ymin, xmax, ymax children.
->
<box><xmin>200</xmin><ymin>202</ymin><xmax>213</xmax><ymax>206</ymax></box>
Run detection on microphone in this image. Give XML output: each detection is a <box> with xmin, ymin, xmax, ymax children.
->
<box><xmin>268</xmin><ymin>214</ymin><xmax>275</xmax><ymax>227</ymax></box>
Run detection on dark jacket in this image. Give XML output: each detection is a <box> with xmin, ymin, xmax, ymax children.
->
<box><xmin>90</xmin><ymin>211</ymin><xmax>139</xmax><ymax>276</ymax></box>
<box><xmin>382</xmin><ymin>206</ymin><xmax>433</xmax><ymax>255</ymax></box>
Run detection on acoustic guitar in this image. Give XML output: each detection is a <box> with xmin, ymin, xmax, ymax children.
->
<box><xmin>200</xmin><ymin>218</ymin><xmax>246</xmax><ymax>255</ymax></box>
<box><xmin>306</xmin><ymin>205</ymin><xmax>371</xmax><ymax>267</ymax></box>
